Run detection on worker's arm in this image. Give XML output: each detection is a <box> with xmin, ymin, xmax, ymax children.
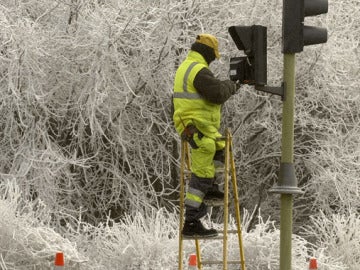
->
<box><xmin>193</xmin><ymin>68</ymin><xmax>238</xmax><ymax>105</ymax></box>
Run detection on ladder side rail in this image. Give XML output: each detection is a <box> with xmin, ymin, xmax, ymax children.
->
<box><xmin>184</xmin><ymin>143</ymin><xmax>203</xmax><ymax>270</ymax></box>
<box><xmin>195</xmin><ymin>239</ymin><xmax>202</xmax><ymax>270</ymax></box>
<box><xmin>179</xmin><ymin>141</ymin><xmax>203</xmax><ymax>270</ymax></box>
<box><xmin>178</xmin><ymin>140</ymin><xmax>187</xmax><ymax>270</ymax></box>
<box><xmin>229</xmin><ymin>132</ymin><xmax>246</xmax><ymax>270</ymax></box>
<box><xmin>222</xmin><ymin>130</ymin><xmax>231</xmax><ymax>270</ymax></box>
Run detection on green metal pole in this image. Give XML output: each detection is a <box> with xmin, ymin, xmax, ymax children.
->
<box><xmin>280</xmin><ymin>53</ymin><xmax>295</xmax><ymax>270</ymax></box>
<box><xmin>282</xmin><ymin>55</ymin><xmax>296</xmax><ymax>163</ymax></box>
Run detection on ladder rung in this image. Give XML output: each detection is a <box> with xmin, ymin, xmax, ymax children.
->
<box><xmin>212</xmin><ymin>230</ymin><xmax>240</xmax><ymax>239</ymax></box>
<box><xmin>182</xmin><ymin>230</ymin><xmax>240</xmax><ymax>240</ymax></box>
<box><xmin>203</xmin><ymin>199</ymin><xmax>226</xmax><ymax>207</ymax></box>
<box><xmin>180</xmin><ymin>201</ymin><xmax>229</xmax><ymax>208</ymax></box>
<box><xmin>184</xmin><ymin>168</ymin><xmax>227</xmax><ymax>174</ymax></box>
<box><xmin>211</xmin><ymin>235</ymin><xmax>225</xmax><ymax>240</ymax></box>
<box><xmin>201</xmin><ymin>260</ymin><xmax>242</xmax><ymax>265</ymax></box>
<box><xmin>220</xmin><ymin>229</ymin><xmax>239</xmax><ymax>234</ymax></box>
<box><xmin>182</xmin><ymin>235</ymin><xmax>219</xmax><ymax>240</ymax></box>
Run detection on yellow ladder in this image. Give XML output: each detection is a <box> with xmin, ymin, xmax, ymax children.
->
<box><xmin>178</xmin><ymin>129</ymin><xmax>246</xmax><ymax>270</ymax></box>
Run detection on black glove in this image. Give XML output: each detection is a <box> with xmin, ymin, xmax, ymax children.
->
<box><xmin>224</xmin><ymin>80</ymin><xmax>240</xmax><ymax>96</ymax></box>
<box><xmin>231</xmin><ymin>81</ymin><xmax>241</xmax><ymax>95</ymax></box>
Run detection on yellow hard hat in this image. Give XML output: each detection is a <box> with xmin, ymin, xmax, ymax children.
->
<box><xmin>195</xmin><ymin>34</ymin><xmax>220</xmax><ymax>59</ymax></box>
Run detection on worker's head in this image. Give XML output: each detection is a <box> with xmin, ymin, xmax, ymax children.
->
<box><xmin>191</xmin><ymin>34</ymin><xmax>220</xmax><ymax>64</ymax></box>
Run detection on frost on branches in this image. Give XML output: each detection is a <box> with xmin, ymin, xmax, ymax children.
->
<box><xmin>0</xmin><ymin>0</ymin><xmax>359</xmax><ymax>269</ymax></box>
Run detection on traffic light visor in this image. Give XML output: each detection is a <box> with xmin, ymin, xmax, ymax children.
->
<box><xmin>228</xmin><ymin>26</ymin><xmax>253</xmax><ymax>55</ymax></box>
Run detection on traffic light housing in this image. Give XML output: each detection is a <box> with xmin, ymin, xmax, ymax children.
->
<box><xmin>228</xmin><ymin>25</ymin><xmax>267</xmax><ymax>86</ymax></box>
<box><xmin>283</xmin><ymin>0</ymin><xmax>328</xmax><ymax>53</ymax></box>
<box><xmin>229</xmin><ymin>57</ymin><xmax>254</xmax><ymax>84</ymax></box>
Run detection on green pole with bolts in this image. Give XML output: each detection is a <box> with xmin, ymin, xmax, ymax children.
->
<box><xmin>270</xmin><ymin>53</ymin><xmax>304</xmax><ymax>269</ymax></box>
<box><xmin>228</xmin><ymin>1</ymin><xmax>328</xmax><ymax>268</ymax></box>
<box><xmin>270</xmin><ymin>53</ymin><xmax>304</xmax><ymax>270</ymax></box>
<box><xmin>280</xmin><ymin>54</ymin><xmax>295</xmax><ymax>270</ymax></box>
<box><xmin>271</xmin><ymin>0</ymin><xmax>328</xmax><ymax>268</ymax></box>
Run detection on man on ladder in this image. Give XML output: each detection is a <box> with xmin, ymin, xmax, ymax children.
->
<box><xmin>173</xmin><ymin>34</ymin><xmax>241</xmax><ymax>238</ymax></box>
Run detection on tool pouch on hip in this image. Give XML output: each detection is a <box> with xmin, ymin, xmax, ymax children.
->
<box><xmin>181</xmin><ymin>125</ymin><xmax>203</xmax><ymax>149</ymax></box>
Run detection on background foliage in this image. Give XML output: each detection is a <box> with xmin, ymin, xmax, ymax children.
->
<box><xmin>0</xmin><ymin>0</ymin><xmax>359</xmax><ymax>269</ymax></box>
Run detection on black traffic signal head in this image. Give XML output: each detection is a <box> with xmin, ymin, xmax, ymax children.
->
<box><xmin>229</xmin><ymin>57</ymin><xmax>254</xmax><ymax>84</ymax></box>
<box><xmin>228</xmin><ymin>26</ymin><xmax>254</xmax><ymax>56</ymax></box>
<box><xmin>283</xmin><ymin>0</ymin><xmax>328</xmax><ymax>53</ymax></box>
<box><xmin>228</xmin><ymin>25</ymin><xmax>267</xmax><ymax>86</ymax></box>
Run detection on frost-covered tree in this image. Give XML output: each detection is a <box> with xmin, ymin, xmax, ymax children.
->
<box><xmin>0</xmin><ymin>0</ymin><xmax>359</xmax><ymax>268</ymax></box>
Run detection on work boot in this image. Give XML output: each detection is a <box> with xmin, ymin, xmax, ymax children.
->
<box><xmin>204</xmin><ymin>184</ymin><xmax>224</xmax><ymax>201</ymax></box>
<box><xmin>182</xmin><ymin>220</ymin><xmax>218</xmax><ymax>238</ymax></box>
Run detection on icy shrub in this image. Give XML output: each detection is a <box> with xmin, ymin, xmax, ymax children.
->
<box><xmin>0</xmin><ymin>180</ymin><xmax>86</xmax><ymax>270</ymax></box>
<box><xmin>79</xmin><ymin>208</ymin><xmax>179</xmax><ymax>270</ymax></box>
<box><xmin>76</xmin><ymin>208</ymin><xmax>349</xmax><ymax>270</ymax></box>
<box><xmin>303</xmin><ymin>210</ymin><xmax>359</xmax><ymax>270</ymax></box>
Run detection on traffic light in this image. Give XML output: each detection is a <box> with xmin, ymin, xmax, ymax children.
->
<box><xmin>283</xmin><ymin>0</ymin><xmax>328</xmax><ymax>53</ymax></box>
<box><xmin>228</xmin><ymin>25</ymin><xmax>267</xmax><ymax>86</ymax></box>
<box><xmin>229</xmin><ymin>57</ymin><xmax>254</xmax><ymax>84</ymax></box>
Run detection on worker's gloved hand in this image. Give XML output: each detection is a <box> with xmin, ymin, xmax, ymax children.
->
<box><xmin>231</xmin><ymin>81</ymin><xmax>241</xmax><ymax>95</ymax></box>
<box><xmin>225</xmin><ymin>80</ymin><xmax>241</xmax><ymax>95</ymax></box>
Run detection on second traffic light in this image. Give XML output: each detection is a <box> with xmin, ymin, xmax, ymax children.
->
<box><xmin>228</xmin><ymin>25</ymin><xmax>267</xmax><ymax>86</ymax></box>
<box><xmin>283</xmin><ymin>0</ymin><xmax>328</xmax><ymax>53</ymax></box>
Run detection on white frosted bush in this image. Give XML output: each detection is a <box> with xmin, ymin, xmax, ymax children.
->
<box><xmin>0</xmin><ymin>0</ymin><xmax>359</xmax><ymax>269</ymax></box>
<box><xmin>71</xmin><ymin>207</ymin><xmax>179</xmax><ymax>270</ymax></box>
<box><xmin>0</xmin><ymin>180</ymin><xmax>86</xmax><ymax>269</ymax></box>
<box><xmin>0</xmin><ymin>0</ymin><xmax>358</xmax><ymax>227</ymax></box>
<box><xmin>303</xmin><ymin>210</ymin><xmax>359</xmax><ymax>270</ymax></box>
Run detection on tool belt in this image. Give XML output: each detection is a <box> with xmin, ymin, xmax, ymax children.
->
<box><xmin>181</xmin><ymin>125</ymin><xmax>203</xmax><ymax>149</ymax></box>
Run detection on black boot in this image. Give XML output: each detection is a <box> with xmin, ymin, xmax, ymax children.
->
<box><xmin>204</xmin><ymin>184</ymin><xmax>224</xmax><ymax>201</ymax></box>
<box><xmin>182</xmin><ymin>220</ymin><xmax>218</xmax><ymax>238</ymax></box>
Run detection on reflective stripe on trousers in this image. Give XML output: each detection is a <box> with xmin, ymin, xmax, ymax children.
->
<box><xmin>185</xmin><ymin>187</ymin><xmax>205</xmax><ymax>208</ymax></box>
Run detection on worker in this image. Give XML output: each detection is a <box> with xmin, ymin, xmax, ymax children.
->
<box><xmin>173</xmin><ymin>34</ymin><xmax>241</xmax><ymax>238</ymax></box>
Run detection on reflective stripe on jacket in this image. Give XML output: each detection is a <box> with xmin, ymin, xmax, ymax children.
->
<box><xmin>173</xmin><ymin>51</ymin><xmax>222</xmax><ymax>140</ymax></box>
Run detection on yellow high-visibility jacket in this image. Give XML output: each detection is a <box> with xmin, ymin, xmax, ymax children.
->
<box><xmin>173</xmin><ymin>51</ymin><xmax>222</xmax><ymax>140</ymax></box>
